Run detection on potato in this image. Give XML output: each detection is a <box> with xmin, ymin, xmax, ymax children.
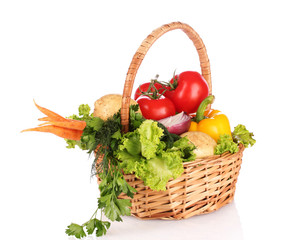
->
<box><xmin>93</xmin><ymin>94</ymin><xmax>140</xmax><ymax>121</ymax></box>
<box><xmin>181</xmin><ymin>131</ymin><xmax>217</xmax><ymax>158</ymax></box>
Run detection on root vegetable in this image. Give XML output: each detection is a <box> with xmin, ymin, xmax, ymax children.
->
<box><xmin>180</xmin><ymin>131</ymin><xmax>216</xmax><ymax>158</ymax></box>
<box><xmin>21</xmin><ymin>125</ymin><xmax>83</xmax><ymax>140</ymax></box>
<box><xmin>93</xmin><ymin>94</ymin><xmax>140</xmax><ymax>121</ymax></box>
<box><xmin>22</xmin><ymin>101</ymin><xmax>85</xmax><ymax>140</ymax></box>
<box><xmin>158</xmin><ymin>111</ymin><xmax>191</xmax><ymax>135</ymax></box>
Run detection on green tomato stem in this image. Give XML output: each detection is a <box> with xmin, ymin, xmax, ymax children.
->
<box><xmin>195</xmin><ymin>95</ymin><xmax>215</xmax><ymax>123</ymax></box>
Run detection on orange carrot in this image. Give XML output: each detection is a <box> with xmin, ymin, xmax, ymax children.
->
<box><xmin>38</xmin><ymin>120</ymin><xmax>86</xmax><ymax>130</ymax></box>
<box><xmin>38</xmin><ymin>116</ymin><xmax>84</xmax><ymax>124</ymax></box>
<box><xmin>38</xmin><ymin>117</ymin><xmax>52</xmax><ymax>121</ymax></box>
<box><xmin>21</xmin><ymin>125</ymin><xmax>83</xmax><ymax>140</ymax></box>
<box><xmin>33</xmin><ymin>100</ymin><xmax>70</xmax><ymax>122</ymax></box>
<box><xmin>23</xmin><ymin>100</ymin><xmax>87</xmax><ymax>140</ymax></box>
<box><xmin>37</xmin><ymin>122</ymin><xmax>50</xmax><ymax>126</ymax></box>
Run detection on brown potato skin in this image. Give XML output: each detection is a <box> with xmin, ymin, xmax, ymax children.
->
<box><xmin>181</xmin><ymin>131</ymin><xmax>216</xmax><ymax>158</ymax></box>
<box><xmin>93</xmin><ymin>94</ymin><xmax>140</xmax><ymax>121</ymax></box>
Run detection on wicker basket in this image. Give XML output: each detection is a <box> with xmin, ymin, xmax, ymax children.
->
<box><xmin>118</xmin><ymin>22</ymin><xmax>244</xmax><ymax>220</ymax></box>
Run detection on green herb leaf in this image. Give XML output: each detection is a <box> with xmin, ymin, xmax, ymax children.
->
<box><xmin>87</xmin><ymin>117</ymin><xmax>104</xmax><ymax>131</ymax></box>
<box><xmin>95</xmin><ymin>220</ymin><xmax>105</xmax><ymax>237</ymax></box>
<box><xmin>129</xmin><ymin>104</ymin><xmax>145</xmax><ymax>131</ymax></box>
<box><xmin>116</xmin><ymin>175</ymin><xmax>137</xmax><ymax>198</ymax></box>
<box><xmin>157</xmin><ymin>122</ymin><xmax>180</xmax><ymax>149</ymax></box>
<box><xmin>116</xmin><ymin>198</ymin><xmax>131</xmax><ymax>216</ymax></box>
<box><xmin>64</xmin><ymin>104</ymin><xmax>143</xmax><ymax>238</ymax></box>
<box><xmin>104</xmin><ymin>198</ymin><xmax>122</xmax><ymax>222</ymax></box>
<box><xmin>65</xmin><ymin>223</ymin><xmax>86</xmax><ymax>239</ymax></box>
<box><xmin>102</xmin><ymin>221</ymin><xmax>111</xmax><ymax>230</ymax></box>
<box><xmin>111</xmin><ymin>130</ymin><xmax>122</xmax><ymax>140</ymax></box>
<box><xmin>85</xmin><ymin>219</ymin><xmax>96</xmax><ymax>235</ymax></box>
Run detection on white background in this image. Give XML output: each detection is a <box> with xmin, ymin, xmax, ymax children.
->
<box><xmin>1</xmin><ymin>1</ymin><xmax>282</xmax><ymax>240</ymax></box>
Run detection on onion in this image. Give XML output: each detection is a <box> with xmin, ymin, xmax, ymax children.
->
<box><xmin>158</xmin><ymin>112</ymin><xmax>191</xmax><ymax>135</ymax></box>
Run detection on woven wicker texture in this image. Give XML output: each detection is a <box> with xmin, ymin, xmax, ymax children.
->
<box><xmin>119</xmin><ymin>144</ymin><xmax>244</xmax><ymax>219</ymax></box>
<box><xmin>112</xmin><ymin>22</ymin><xmax>244</xmax><ymax>220</ymax></box>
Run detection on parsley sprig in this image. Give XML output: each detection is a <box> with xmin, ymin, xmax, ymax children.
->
<box><xmin>66</xmin><ymin>211</ymin><xmax>110</xmax><ymax>238</ymax></box>
<box><xmin>65</xmin><ymin>104</ymin><xmax>142</xmax><ymax>238</ymax></box>
<box><xmin>98</xmin><ymin>166</ymin><xmax>136</xmax><ymax>221</ymax></box>
<box><xmin>66</xmin><ymin>166</ymin><xmax>136</xmax><ymax>238</ymax></box>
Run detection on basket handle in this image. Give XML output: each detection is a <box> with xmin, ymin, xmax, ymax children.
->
<box><xmin>121</xmin><ymin>22</ymin><xmax>211</xmax><ymax>132</ymax></box>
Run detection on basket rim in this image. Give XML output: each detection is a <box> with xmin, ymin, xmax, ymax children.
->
<box><xmin>121</xmin><ymin>144</ymin><xmax>245</xmax><ymax>180</ymax></box>
<box><xmin>183</xmin><ymin>143</ymin><xmax>245</xmax><ymax>167</ymax></box>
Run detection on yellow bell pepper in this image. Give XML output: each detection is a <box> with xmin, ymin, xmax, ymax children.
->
<box><xmin>189</xmin><ymin>95</ymin><xmax>232</xmax><ymax>142</ymax></box>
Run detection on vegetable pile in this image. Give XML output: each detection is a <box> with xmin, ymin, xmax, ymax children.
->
<box><xmin>22</xmin><ymin>70</ymin><xmax>256</xmax><ymax>239</ymax></box>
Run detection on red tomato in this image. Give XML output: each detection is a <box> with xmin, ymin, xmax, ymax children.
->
<box><xmin>137</xmin><ymin>95</ymin><xmax>176</xmax><ymax>120</ymax></box>
<box><xmin>164</xmin><ymin>71</ymin><xmax>209</xmax><ymax>114</ymax></box>
<box><xmin>134</xmin><ymin>82</ymin><xmax>163</xmax><ymax>100</ymax></box>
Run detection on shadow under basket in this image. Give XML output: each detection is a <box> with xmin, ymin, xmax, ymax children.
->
<box><xmin>102</xmin><ymin>22</ymin><xmax>245</xmax><ymax>220</ymax></box>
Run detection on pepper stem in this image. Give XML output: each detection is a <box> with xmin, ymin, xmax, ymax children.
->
<box><xmin>195</xmin><ymin>95</ymin><xmax>215</xmax><ymax>123</ymax></box>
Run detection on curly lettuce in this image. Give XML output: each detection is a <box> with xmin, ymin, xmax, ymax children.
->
<box><xmin>215</xmin><ymin>124</ymin><xmax>256</xmax><ymax>154</ymax></box>
<box><xmin>215</xmin><ymin>134</ymin><xmax>239</xmax><ymax>155</ymax></box>
<box><xmin>116</xmin><ymin>120</ymin><xmax>195</xmax><ymax>191</ymax></box>
<box><xmin>137</xmin><ymin>120</ymin><xmax>164</xmax><ymax>159</ymax></box>
<box><xmin>232</xmin><ymin>124</ymin><xmax>256</xmax><ymax>147</ymax></box>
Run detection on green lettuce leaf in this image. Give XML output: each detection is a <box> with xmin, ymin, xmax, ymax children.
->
<box><xmin>118</xmin><ymin>151</ymin><xmax>184</xmax><ymax>191</ymax></box>
<box><xmin>118</xmin><ymin>131</ymin><xmax>141</xmax><ymax>156</ymax></box>
<box><xmin>137</xmin><ymin>120</ymin><xmax>164</xmax><ymax>159</ymax></box>
<box><xmin>232</xmin><ymin>124</ymin><xmax>256</xmax><ymax>148</ymax></box>
<box><xmin>172</xmin><ymin>137</ymin><xmax>196</xmax><ymax>161</ymax></box>
<box><xmin>139</xmin><ymin>151</ymin><xmax>184</xmax><ymax>191</ymax></box>
<box><xmin>78</xmin><ymin>104</ymin><xmax>91</xmax><ymax>117</ymax></box>
<box><xmin>215</xmin><ymin>134</ymin><xmax>239</xmax><ymax>155</ymax></box>
<box><xmin>116</xmin><ymin>120</ymin><xmax>195</xmax><ymax>191</ymax></box>
<box><xmin>117</xmin><ymin>149</ymin><xmax>142</xmax><ymax>174</ymax></box>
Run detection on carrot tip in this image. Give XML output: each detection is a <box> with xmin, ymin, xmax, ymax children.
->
<box><xmin>21</xmin><ymin>129</ymin><xmax>31</xmax><ymax>133</ymax></box>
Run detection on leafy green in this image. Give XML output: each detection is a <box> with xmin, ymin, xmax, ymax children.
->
<box><xmin>85</xmin><ymin>218</ymin><xmax>110</xmax><ymax>237</ymax></box>
<box><xmin>65</xmin><ymin>104</ymin><xmax>102</xmax><ymax>150</ymax></box>
<box><xmin>137</xmin><ymin>120</ymin><xmax>164</xmax><ymax>159</ymax></box>
<box><xmin>215</xmin><ymin>134</ymin><xmax>239</xmax><ymax>155</ymax></box>
<box><xmin>157</xmin><ymin>122</ymin><xmax>180</xmax><ymax>149</ymax></box>
<box><xmin>232</xmin><ymin>124</ymin><xmax>256</xmax><ymax>147</ymax></box>
<box><xmin>65</xmin><ymin>104</ymin><xmax>144</xmax><ymax>176</ymax></box>
<box><xmin>85</xmin><ymin>219</ymin><xmax>96</xmax><ymax>235</ymax></box>
<box><xmin>65</xmin><ymin>139</ymin><xmax>80</xmax><ymax>149</ymax></box>
<box><xmin>95</xmin><ymin>220</ymin><xmax>111</xmax><ymax>237</ymax></box>
<box><xmin>78</xmin><ymin>104</ymin><xmax>91</xmax><ymax>117</ymax></box>
<box><xmin>172</xmin><ymin>137</ymin><xmax>196</xmax><ymax>161</ymax></box>
<box><xmin>66</xmin><ymin>166</ymin><xmax>135</xmax><ymax>239</ymax></box>
<box><xmin>65</xmin><ymin>223</ymin><xmax>86</xmax><ymax>239</ymax></box>
<box><xmin>215</xmin><ymin>124</ymin><xmax>256</xmax><ymax>155</ymax></box>
<box><xmin>66</xmin><ymin>217</ymin><xmax>111</xmax><ymax>238</ymax></box>
<box><xmin>116</xmin><ymin>120</ymin><xmax>195</xmax><ymax>191</ymax></box>
<box><xmin>68</xmin><ymin>104</ymin><xmax>93</xmax><ymax>121</ymax></box>
<box><xmin>98</xmin><ymin>167</ymin><xmax>136</xmax><ymax>221</ymax></box>
<box><xmin>65</xmin><ymin>103</ymin><xmax>141</xmax><ymax>239</ymax></box>
<box><xmin>140</xmin><ymin>152</ymin><xmax>184</xmax><ymax>191</ymax></box>
<box><xmin>86</xmin><ymin>117</ymin><xmax>104</xmax><ymax>131</ymax></box>
<box><xmin>129</xmin><ymin>104</ymin><xmax>145</xmax><ymax>131</ymax></box>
